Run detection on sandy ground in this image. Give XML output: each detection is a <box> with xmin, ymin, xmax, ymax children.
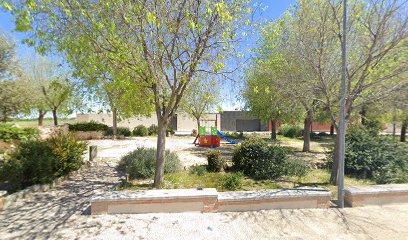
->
<box><xmin>87</xmin><ymin>137</ymin><xmax>235</xmax><ymax>168</ymax></box>
<box><xmin>2</xmin><ymin>137</ymin><xmax>408</xmax><ymax>239</ymax></box>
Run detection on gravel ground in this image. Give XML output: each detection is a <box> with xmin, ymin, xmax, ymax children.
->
<box><xmin>2</xmin><ymin>137</ymin><xmax>408</xmax><ymax>240</ymax></box>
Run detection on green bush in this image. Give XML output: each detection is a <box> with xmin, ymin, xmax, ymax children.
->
<box><xmin>148</xmin><ymin>124</ymin><xmax>158</xmax><ymax>135</ymax></box>
<box><xmin>0</xmin><ymin>124</ymin><xmax>40</xmax><ymax>142</ymax></box>
<box><xmin>224</xmin><ymin>132</ymin><xmax>244</xmax><ymax>140</ymax></box>
<box><xmin>116</xmin><ymin>147</ymin><xmax>182</xmax><ymax>179</ymax></box>
<box><xmin>190</xmin><ymin>164</ymin><xmax>207</xmax><ymax>176</ymax></box>
<box><xmin>279</xmin><ymin>124</ymin><xmax>303</xmax><ymax>138</ymax></box>
<box><xmin>166</xmin><ymin>127</ymin><xmax>175</xmax><ymax>136</ymax></box>
<box><xmin>68</xmin><ymin>121</ymin><xmax>109</xmax><ymax>132</ymax></box>
<box><xmin>221</xmin><ymin>172</ymin><xmax>243</xmax><ymax>191</ymax></box>
<box><xmin>207</xmin><ymin>150</ymin><xmax>225</xmax><ymax>172</ymax></box>
<box><xmin>105</xmin><ymin>127</ymin><xmax>132</xmax><ymax>137</ymax></box>
<box><xmin>0</xmin><ymin>131</ymin><xmax>86</xmax><ymax>192</ymax></box>
<box><xmin>338</xmin><ymin>126</ymin><xmax>408</xmax><ymax>184</ymax></box>
<box><xmin>133</xmin><ymin>125</ymin><xmax>148</xmax><ymax>136</ymax></box>
<box><xmin>287</xmin><ymin>160</ymin><xmax>309</xmax><ymax>182</ymax></box>
<box><xmin>232</xmin><ymin>137</ymin><xmax>289</xmax><ymax>179</ymax></box>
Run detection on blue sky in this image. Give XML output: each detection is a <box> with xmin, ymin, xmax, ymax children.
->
<box><xmin>0</xmin><ymin>0</ymin><xmax>297</xmax><ymax>112</ymax></box>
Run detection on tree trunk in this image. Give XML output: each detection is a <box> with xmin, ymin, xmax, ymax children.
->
<box><xmin>401</xmin><ymin>120</ymin><xmax>407</xmax><ymax>142</ymax></box>
<box><xmin>38</xmin><ymin>110</ymin><xmax>46</xmax><ymax>126</ymax></box>
<box><xmin>193</xmin><ymin>119</ymin><xmax>200</xmax><ymax>144</ymax></box>
<box><xmin>360</xmin><ymin>105</ymin><xmax>367</xmax><ymax>126</ymax></box>
<box><xmin>154</xmin><ymin>119</ymin><xmax>168</xmax><ymax>187</ymax></box>
<box><xmin>271</xmin><ymin>120</ymin><xmax>277</xmax><ymax>140</ymax></box>
<box><xmin>302</xmin><ymin>112</ymin><xmax>312</xmax><ymax>152</ymax></box>
<box><xmin>330</xmin><ymin>131</ymin><xmax>341</xmax><ymax>185</ymax></box>
<box><xmin>330</xmin><ymin>124</ymin><xmax>334</xmax><ymax>136</ymax></box>
<box><xmin>52</xmin><ymin>109</ymin><xmax>58</xmax><ymax>126</ymax></box>
<box><xmin>112</xmin><ymin>108</ymin><xmax>118</xmax><ymax>139</ymax></box>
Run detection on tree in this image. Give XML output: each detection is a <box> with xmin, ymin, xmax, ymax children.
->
<box><xmin>247</xmin><ymin>15</ymin><xmax>318</xmax><ymax>149</ymax></box>
<box><xmin>287</xmin><ymin>0</ymin><xmax>407</xmax><ymax>184</ymax></box>
<box><xmin>0</xmin><ymin>30</ymin><xmax>29</xmax><ymax>122</ymax></box>
<box><xmin>181</xmin><ymin>76</ymin><xmax>219</xmax><ymax>142</ymax></box>
<box><xmin>243</xmin><ymin>61</ymin><xmax>298</xmax><ymax>140</ymax></box>
<box><xmin>5</xmin><ymin>0</ymin><xmax>252</xmax><ymax>186</ymax></box>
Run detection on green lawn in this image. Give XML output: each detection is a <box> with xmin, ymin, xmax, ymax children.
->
<box><xmin>9</xmin><ymin>118</ymin><xmax>75</xmax><ymax>128</ymax></box>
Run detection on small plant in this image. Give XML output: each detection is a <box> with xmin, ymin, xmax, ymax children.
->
<box><xmin>279</xmin><ymin>124</ymin><xmax>303</xmax><ymax>138</ymax></box>
<box><xmin>287</xmin><ymin>160</ymin><xmax>309</xmax><ymax>186</ymax></box>
<box><xmin>221</xmin><ymin>172</ymin><xmax>243</xmax><ymax>191</ymax></box>
<box><xmin>116</xmin><ymin>147</ymin><xmax>181</xmax><ymax>179</ymax></box>
<box><xmin>133</xmin><ymin>125</ymin><xmax>148</xmax><ymax>136</ymax></box>
<box><xmin>148</xmin><ymin>124</ymin><xmax>158</xmax><ymax>135</ymax></box>
<box><xmin>207</xmin><ymin>150</ymin><xmax>225</xmax><ymax>172</ymax></box>
<box><xmin>192</xmin><ymin>129</ymin><xmax>197</xmax><ymax>137</ymax></box>
<box><xmin>0</xmin><ymin>124</ymin><xmax>40</xmax><ymax>142</ymax></box>
<box><xmin>166</xmin><ymin>127</ymin><xmax>175</xmax><ymax>136</ymax></box>
<box><xmin>68</xmin><ymin>121</ymin><xmax>109</xmax><ymax>132</ymax></box>
<box><xmin>189</xmin><ymin>164</ymin><xmax>207</xmax><ymax>176</ymax></box>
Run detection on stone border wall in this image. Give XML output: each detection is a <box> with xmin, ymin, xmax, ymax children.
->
<box><xmin>344</xmin><ymin>184</ymin><xmax>408</xmax><ymax>207</ymax></box>
<box><xmin>91</xmin><ymin>188</ymin><xmax>332</xmax><ymax>215</ymax></box>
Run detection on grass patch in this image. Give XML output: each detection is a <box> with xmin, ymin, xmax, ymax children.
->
<box><xmin>120</xmin><ymin>168</ymin><xmax>374</xmax><ymax>199</ymax></box>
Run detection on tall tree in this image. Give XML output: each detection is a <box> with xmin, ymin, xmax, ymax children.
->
<box><xmin>288</xmin><ymin>0</ymin><xmax>407</xmax><ymax>184</ymax></box>
<box><xmin>5</xmin><ymin>0</ymin><xmax>252</xmax><ymax>186</ymax></box>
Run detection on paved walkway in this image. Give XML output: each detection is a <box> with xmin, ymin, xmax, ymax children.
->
<box><xmin>1</xmin><ymin>140</ymin><xmax>408</xmax><ymax>239</ymax></box>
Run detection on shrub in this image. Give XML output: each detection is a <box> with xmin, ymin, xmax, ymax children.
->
<box><xmin>287</xmin><ymin>160</ymin><xmax>309</xmax><ymax>183</ymax></box>
<box><xmin>105</xmin><ymin>127</ymin><xmax>131</xmax><ymax>137</ymax></box>
<box><xmin>207</xmin><ymin>150</ymin><xmax>225</xmax><ymax>172</ymax></box>
<box><xmin>68</xmin><ymin>121</ymin><xmax>109</xmax><ymax>132</ymax></box>
<box><xmin>221</xmin><ymin>172</ymin><xmax>243</xmax><ymax>191</ymax></box>
<box><xmin>190</xmin><ymin>164</ymin><xmax>207</xmax><ymax>176</ymax></box>
<box><xmin>232</xmin><ymin>137</ymin><xmax>289</xmax><ymax>179</ymax></box>
<box><xmin>166</xmin><ymin>127</ymin><xmax>175</xmax><ymax>136</ymax></box>
<box><xmin>133</xmin><ymin>125</ymin><xmax>148</xmax><ymax>136</ymax></box>
<box><xmin>0</xmin><ymin>131</ymin><xmax>86</xmax><ymax>192</ymax></box>
<box><xmin>0</xmin><ymin>124</ymin><xmax>40</xmax><ymax>142</ymax></box>
<box><xmin>279</xmin><ymin>124</ymin><xmax>303</xmax><ymax>138</ymax></box>
<box><xmin>116</xmin><ymin>147</ymin><xmax>181</xmax><ymax>179</ymax></box>
<box><xmin>148</xmin><ymin>124</ymin><xmax>158</xmax><ymax>135</ymax></box>
<box><xmin>224</xmin><ymin>132</ymin><xmax>244</xmax><ymax>140</ymax></box>
<box><xmin>336</xmin><ymin>126</ymin><xmax>408</xmax><ymax>184</ymax></box>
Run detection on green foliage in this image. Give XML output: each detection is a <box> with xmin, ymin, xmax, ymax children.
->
<box><xmin>340</xmin><ymin>126</ymin><xmax>408</xmax><ymax>184</ymax></box>
<box><xmin>189</xmin><ymin>164</ymin><xmax>207</xmax><ymax>176</ymax></box>
<box><xmin>0</xmin><ymin>131</ymin><xmax>86</xmax><ymax>192</ymax></box>
<box><xmin>68</xmin><ymin>121</ymin><xmax>109</xmax><ymax>132</ymax></box>
<box><xmin>287</xmin><ymin>159</ymin><xmax>309</xmax><ymax>182</ymax></box>
<box><xmin>166</xmin><ymin>127</ymin><xmax>175</xmax><ymax>136</ymax></box>
<box><xmin>105</xmin><ymin>127</ymin><xmax>131</xmax><ymax>137</ymax></box>
<box><xmin>133</xmin><ymin>125</ymin><xmax>148</xmax><ymax>137</ymax></box>
<box><xmin>223</xmin><ymin>132</ymin><xmax>244</xmax><ymax>140</ymax></box>
<box><xmin>220</xmin><ymin>172</ymin><xmax>243</xmax><ymax>191</ymax></box>
<box><xmin>116</xmin><ymin>147</ymin><xmax>181</xmax><ymax>179</ymax></box>
<box><xmin>148</xmin><ymin>124</ymin><xmax>158</xmax><ymax>135</ymax></box>
<box><xmin>280</xmin><ymin>124</ymin><xmax>303</xmax><ymax>138</ymax></box>
<box><xmin>207</xmin><ymin>150</ymin><xmax>225</xmax><ymax>172</ymax></box>
<box><xmin>0</xmin><ymin>124</ymin><xmax>40</xmax><ymax>142</ymax></box>
<box><xmin>232</xmin><ymin>137</ymin><xmax>289</xmax><ymax>179</ymax></box>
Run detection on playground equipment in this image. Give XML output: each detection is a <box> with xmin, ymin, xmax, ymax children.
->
<box><xmin>194</xmin><ymin>116</ymin><xmax>238</xmax><ymax>147</ymax></box>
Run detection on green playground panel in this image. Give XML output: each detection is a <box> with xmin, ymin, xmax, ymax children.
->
<box><xmin>199</xmin><ymin>126</ymin><xmax>207</xmax><ymax>136</ymax></box>
<box><xmin>211</xmin><ymin>126</ymin><xmax>218</xmax><ymax>136</ymax></box>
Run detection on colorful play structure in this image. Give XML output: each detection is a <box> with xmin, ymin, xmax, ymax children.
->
<box><xmin>193</xmin><ymin>117</ymin><xmax>238</xmax><ymax>147</ymax></box>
